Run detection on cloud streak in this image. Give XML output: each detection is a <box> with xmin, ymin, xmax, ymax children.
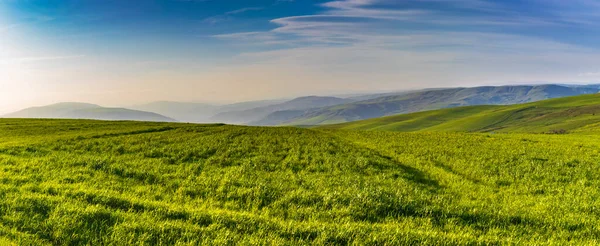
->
<box><xmin>226</xmin><ymin>7</ymin><xmax>264</xmax><ymax>15</ymax></box>
<box><xmin>17</xmin><ymin>55</ymin><xmax>85</xmax><ymax>63</ymax></box>
<box><xmin>204</xmin><ymin>6</ymin><xmax>264</xmax><ymax>24</ymax></box>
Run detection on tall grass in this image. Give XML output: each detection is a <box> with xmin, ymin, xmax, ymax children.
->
<box><xmin>0</xmin><ymin>119</ymin><xmax>599</xmax><ymax>244</ymax></box>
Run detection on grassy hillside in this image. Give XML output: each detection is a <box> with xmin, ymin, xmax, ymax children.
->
<box><xmin>321</xmin><ymin>93</ymin><xmax>600</xmax><ymax>133</ymax></box>
<box><xmin>282</xmin><ymin>84</ymin><xmax>600</xmax><ymax>126</ymax></box>
<box><xmin>2</xmin><ymin>119</ymin><xmax>600</xmax><ymax>244</ymax></box>
<box><xmin>3</xmin><ymin>103</ymin><xmax>176</xmax><ymax>122</ymax></box>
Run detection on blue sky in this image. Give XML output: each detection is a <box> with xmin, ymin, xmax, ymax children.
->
<box><xmin>1</xmin><ymin>0</ymin><xmax>600</xmax><ymax>112</ymax></box>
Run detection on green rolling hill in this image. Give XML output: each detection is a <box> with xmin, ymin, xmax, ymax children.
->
<box><xmin>320</xmin><ymin>93</ymin><xmax>600</xmax><ymax>133</ymax></box>
<box><xmin>280</xmin><ymin>84</ymin><xmax>600</xmax><ymax>126</ymax></box>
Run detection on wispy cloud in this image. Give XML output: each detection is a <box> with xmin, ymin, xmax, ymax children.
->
<box><xmin>0</xmin><ymin>23</ymin><xmax>20</xmax><ymax>34</ymax></box>
<box><xmin>226</xmin><ymin>7</ymin><xmax>264</xmax><ymax>15</ymax></box>
<box><xmin>203</xmin><ymin>6</ymin><xmax>264</xmax><ymax>24</ymax></box>
<box><xmin>579</xmin><ymin>71</ymin><xmax>600</xmax><ymax>77</ymax></box>
<box><xmin>19</xmin><ymin>55</ymin><xmax>85</xmax><ymax>63</ymax></box>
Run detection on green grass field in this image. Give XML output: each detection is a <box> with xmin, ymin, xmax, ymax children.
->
<box><xmin>320</xmin><ymin>93</ymin><xmax>600</xmax><ymax>133</ymax></box>
<box><xmin>1</xmin><ymin>115</ymin><xmax>600</xmax><ymax>244</ymax></box>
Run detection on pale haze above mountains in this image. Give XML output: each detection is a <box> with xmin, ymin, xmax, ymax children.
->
<box><xmin>4</xmin><ymin>84</ymin><xmax>599</xmax><ymax>126</ymax></box>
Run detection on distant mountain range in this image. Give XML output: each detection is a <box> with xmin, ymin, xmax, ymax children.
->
<box><xmin>4</xmin><ymin>84</ymin><xmax>600</xmax><ymax>125</ymax></box>
<box><xmin>211</xmin><ymin>96</ymin><xmax>355</xmax><ymax>124</ymax></box>
<box><xmin>3</xmin><ymin>102</ymin><xmax>176</xmax><ymax>122</ymax></box>
<box><xmin>131</xmin><ymin>99</ymin><xmax>286</xmax><ymax>123</ymax></box>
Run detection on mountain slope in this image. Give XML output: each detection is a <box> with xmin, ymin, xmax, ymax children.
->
<box><xmin>211</xmin><ymin>96</ymin><xmax>355</xmax><ymax>124</ymax></box>
<box><xmin>132</xmin><ymin>99</ymin><xmax>287</xmax><ymax>123</ymax></box>
<box><xmin>283</xmin><ymin>85</ymin><xmax>600</xmax><ymax>126</ymax></box>
<box><xmin>250</xmin><ymin>110</ymin><xmax>306</xmax><ymax>126</ymax></box>
<box><xmin>320</xmin><ymin>93</ymin><xmax>600</xmax><ymax>133</ymax></box>
<box><xmin>132</xmin><ymin>101</ymin><xmax>219</xmax><ymax>123</ymax></box>
<box><xmin>3</xmin><ymin>102</ymin><xmax>176</xmax><ymax>122</ymax></box>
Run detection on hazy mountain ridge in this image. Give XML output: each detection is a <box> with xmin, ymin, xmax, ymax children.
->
<box><xmin>3</xmin><ymin>102</ymin><xmax>176</xmax><ymax>122</ymax></box>
<box><xmin>131</xmin><ymin>101</ymin><xmax>219</xmax><ymax>123</ymax></box>
<box><xmin>6</xmin><ymin>84</ymin><xmax>600</xmax><ymax>125</ymax></box>
<box><xmin>132</xmin><ymin>99</ymin><xmax>288</xmax><ymax>123</ymax></box>
<box><xmin>274</xmin><ymin>84</ymin><xmax>600</xmax><ymax>126</ymax></box>
<box><xmin>210</xmin><ymin>96</ymin><xmax>355</xmax><ymax>124</ymax></box>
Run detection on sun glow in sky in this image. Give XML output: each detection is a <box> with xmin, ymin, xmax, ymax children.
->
<box><xmin>2</xmin><ymin>0</ymin><xmax>600</xmax><ymax>113</ymax></box>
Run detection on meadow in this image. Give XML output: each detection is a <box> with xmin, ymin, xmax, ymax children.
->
<box><xmin>1</xmin><ymin>118</ymin><xmax>600</xmax><ymax>245</ymax></box>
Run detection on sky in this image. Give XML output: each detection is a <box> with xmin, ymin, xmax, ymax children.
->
<box><xmin>2</xmin><ymin>0</ymin><xmax>600</xmax><ymax>113</ymax></box>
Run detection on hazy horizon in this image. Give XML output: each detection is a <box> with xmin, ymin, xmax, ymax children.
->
<box><xmin>3</xmin><ymin>0</ymin><xmax>600</xmax><ymax>114</ymax></box>
<box><xmin>2</xmin><ymin>82</ymin><xmax>599</xmax><ymax>115</ymax></box>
